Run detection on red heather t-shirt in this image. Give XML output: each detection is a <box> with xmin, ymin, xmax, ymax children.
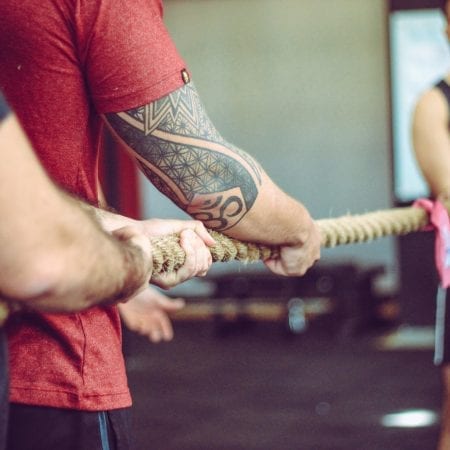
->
<box><xmin>0</xmin><ymin>0</ymin><xmax>187</xmax><ymax>410</ymax></box>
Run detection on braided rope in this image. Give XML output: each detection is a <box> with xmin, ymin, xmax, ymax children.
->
<box><xmin>317</xmin><ymin>205</ymin><xmax>429</xmax><ymax>248</ymax></box>
<box><xmin>0</xmin><ymin>201</ymin><xmax>436</xmax><ymax>325</ymax></box>
<box><xmin>149</xmin><ymin>230</ymin><xmax>275</xmax><ymax>273</ymax></box>
<box><xmin>149</xmin><ymin>204</ymin><xmax>432</xmax><ymax>272</ymax></box>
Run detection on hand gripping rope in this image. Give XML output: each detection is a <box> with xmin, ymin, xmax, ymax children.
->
<box><xmin>149</xmin><ymin>200</ymin><xmax>446</xmax><ymax>271</ymax></box>
<box><xmin>1</xmin><ymin>199</ymin><xmax>449</xmax><ymax>325</ymax></box>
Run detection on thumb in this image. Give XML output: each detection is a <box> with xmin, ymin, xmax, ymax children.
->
<box><xmin>156</xmin><ymin>297</ymin><xmax>186</xmax><ymax>311</ymax></box>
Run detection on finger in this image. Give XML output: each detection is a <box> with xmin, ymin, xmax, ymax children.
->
<box><xmin>264</xmin><ymin>257</ymin><xmax>308</xmax><ymax>277</ymax></box>
<box><xmin>176</xmin><ymin>220</ymin><xmax>215</xmax><ymax>247</ymax></box>
<box><xmin>264</xmin><ymin>259</ymin><xmax>286</xmax><ymax>276</ymax></box>
<box><xmin>179</xmin><ymin>229</ymin><xmax>212</xmax><ymax>277</ymax></box>
<box><xmin>186</xmin><ymin>229</ymin><xmax>212</xmax><ymax>268</ymax></box>
<box><xmin>170</xmin><ymin>297</ymin><xmax>186</xmax><ymax>309</ymax></box>
<box><xmin>150</xmin><ymin>229</ymin><xmax>212</xmax><ymax>288</ymax></box>
<box><xmin>155</xmin><ymin>297</ymin><xmax>186</xmax><ymax>311</ymax></box>
<box><xmin>159</xmin><ymin>314</ymin><xmax>174</xmax><ymax>341</ymax></box>
<box><xmin>191</xmin><ymin>222</ymin><xmax>216</xmax><ymax>247</ymax></box>
<box><xmin>149</xmin><ymin>329</ymin><xmax>162</xmax><ymax>343</ymax></box>
<box><xmin>196</xmin><ymin>250</ymin><xmax>212</xmax><ymax>276</ymax></box>
<box><xmin>178</xmin><ymin>229</ymin><xmax>199</xmax><ymax>276</ymax></box>
<box><xmin>150</xmin><ymin>272</ymin><xmax>181</xmax><ymax>290</ymax></box>
<box><xmin>121</xmin><ymin>317</ymin><xmax>137</xmax><ymax>330</ymax></box>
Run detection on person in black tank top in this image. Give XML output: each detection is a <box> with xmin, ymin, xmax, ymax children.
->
<box><xmin>0</xmin><ymin>93</ymin><xmax>9</xmax><ymax>120</ymax></box>
<box><xmin>412</xmin><ymin>3</ymin><xmax>450</xmax><ymax>449</ymax></box>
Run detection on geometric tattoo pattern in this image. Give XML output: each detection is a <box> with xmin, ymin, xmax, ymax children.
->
<box><xmin>106</xmin><ymin>83</ymin><xmax>262</xmax><ymax>231</ymax></box>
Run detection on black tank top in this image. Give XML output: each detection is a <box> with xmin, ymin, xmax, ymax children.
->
<box><xmin>0</xmin><ymin>91</ymin><xmax>9</xmax><ymax>450</ymax></box>
<box><xmin>0</xmin><ymin>328</ymin><xmax>7</xmax><ymax>450</ymax></box>
<box><xmin>0</xmin><ymin>92</ymin><xmax>10</xmax><ymax>122</ymax></box>
<box><xmin>436</xmin><ymin>80</ymin><xmax>450</xmax><ymax>124</ymax></box>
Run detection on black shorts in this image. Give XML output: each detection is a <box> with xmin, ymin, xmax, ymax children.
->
<box><xmin>6</xmin><ymin>404</ymin><xmax>132</xmax><ymax>450</ymax></box>
<box><xmin>434</xmin><ymin>285</ymin><xmax>450</xmax><ymax>366</ymax></box>
<box><xmin>0</xmin><ymin>329</ymin><xmax>8</xmax><ymax>450</ymax></box>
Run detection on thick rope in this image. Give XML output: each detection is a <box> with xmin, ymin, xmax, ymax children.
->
<box><xmin>150</xmin><ymin>204</ymin><xmax>432</xmax><ymax>272</ymax></box>
<box><xmin>317</xmin><ymin>205</ymin><xmax>429</xmax><ymax>248</ymax></box>
<box><xmin>0</xmin><ymin>202</ymin><xmax>437</xmax><ymax>324</ymax></box>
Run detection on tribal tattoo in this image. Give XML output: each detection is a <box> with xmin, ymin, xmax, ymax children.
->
<box><xmin>106</xmin><ymin>83</ymin><xmax>262</xmax><ymax>231</ymax></box>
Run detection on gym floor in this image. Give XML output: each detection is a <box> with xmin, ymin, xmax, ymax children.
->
<box><xmin>123</xmin><ymin>316</ymin><xmax>441</xmax><ymax>450</ymax></box>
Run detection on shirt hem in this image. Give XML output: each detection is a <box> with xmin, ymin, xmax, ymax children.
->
<box><xmin>9</xmin><ymin>387</ymin><xmax>132</xmax><ymax>411</ymax></box>
<box><xmin>94</xmin><ymin>67</ymin><xmax>188</xmax><ymax>114</ymax></box>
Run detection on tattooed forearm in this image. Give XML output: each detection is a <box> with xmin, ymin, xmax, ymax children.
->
<box><xmin>106</xmin><ymin>83</ymin><xmax>262</xmax><ymax>231</ymax></box>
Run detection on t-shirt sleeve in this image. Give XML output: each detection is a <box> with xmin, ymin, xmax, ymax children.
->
<box><xmin>0</xmin><ymin>93</ymin><xmax>10</xmax><ymax>123</ymax></box>
<box><xmin>78</xmin><ymin>0</ymin><xmax>188</xmax><ymax>114</ymax></box>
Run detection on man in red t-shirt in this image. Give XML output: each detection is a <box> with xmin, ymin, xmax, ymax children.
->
<box><xmin>0</xmin><ymin>93</ymin><xmax>154</xmax><ymax>450</ymax></box>
<box><xmin>0</xmin><ymin>1</ymin><xmax>321</xmax><ymax>448</ymax></box>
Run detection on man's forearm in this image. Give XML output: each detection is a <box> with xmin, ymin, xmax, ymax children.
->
<box><xmin>0</xmin><ymin>114</ymin><xmax>150</xmax><ymax>312</ymax></box>
<box><xmin>105</xmin><ymin>82</ymin><xmax>314</xmax><ymax>246</ymax></box>
<box><xmin>9</xmin><ymin>230</ymin><xmax>150</xmax><ymax>313</ymax></box>
<box><xmin>105</xmin><ymin>83</ymin><xmax>263</xmax><ymax>231</ymax></box>
<box><xmin>0</xmin><ymin>192</ymin><xmax>151</xmax><ymax>312</ymax></box>
<box><xmin>50</xmin><ymin>194</ymin><xmax>151</xmax><ymax>311</ymax></box>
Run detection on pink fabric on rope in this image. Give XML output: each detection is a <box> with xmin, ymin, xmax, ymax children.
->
<box><xmin>414</xmin><ymin>198</ymin><xmax>450</xmax><ymax>288</ymax></box>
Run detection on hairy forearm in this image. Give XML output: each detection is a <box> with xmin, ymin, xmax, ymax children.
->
<box><xmin>10</xmin><ymin>232</ymin><xmax>148</xmax><ymax>313</ymax></box>
<box><xmin>34</xmin><ymin>193</ymin><xmax>150</xmax><ymax>312</ymax></box>
<box><xmin>105</xmin><ymin>82</ymin><xmax>314</xmax><ymax>246</ymax></box>
<box><xmin>0</xmin><ymin>114</ymin><xmax>150</xmax><ymax>312</ymax></box>
<box><xmin>1</xmin><ymin>196</ymin><xmax>149</xmax><ymax>312</ymax></box>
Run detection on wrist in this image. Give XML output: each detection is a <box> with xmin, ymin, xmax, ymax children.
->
<box><xmin>296</xmin><ymin>210</ymin><xmax>316</xmax><ymax>245</ymax></box>
<box><xmin>278</xmin><ymin>201</ymin><xmax>316</xmax><ymax>247</ymax></box>
<box><xmin>115</xmin><ymin>242</ymin><xmax>152</xmax><ymax>302</ymax></box>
